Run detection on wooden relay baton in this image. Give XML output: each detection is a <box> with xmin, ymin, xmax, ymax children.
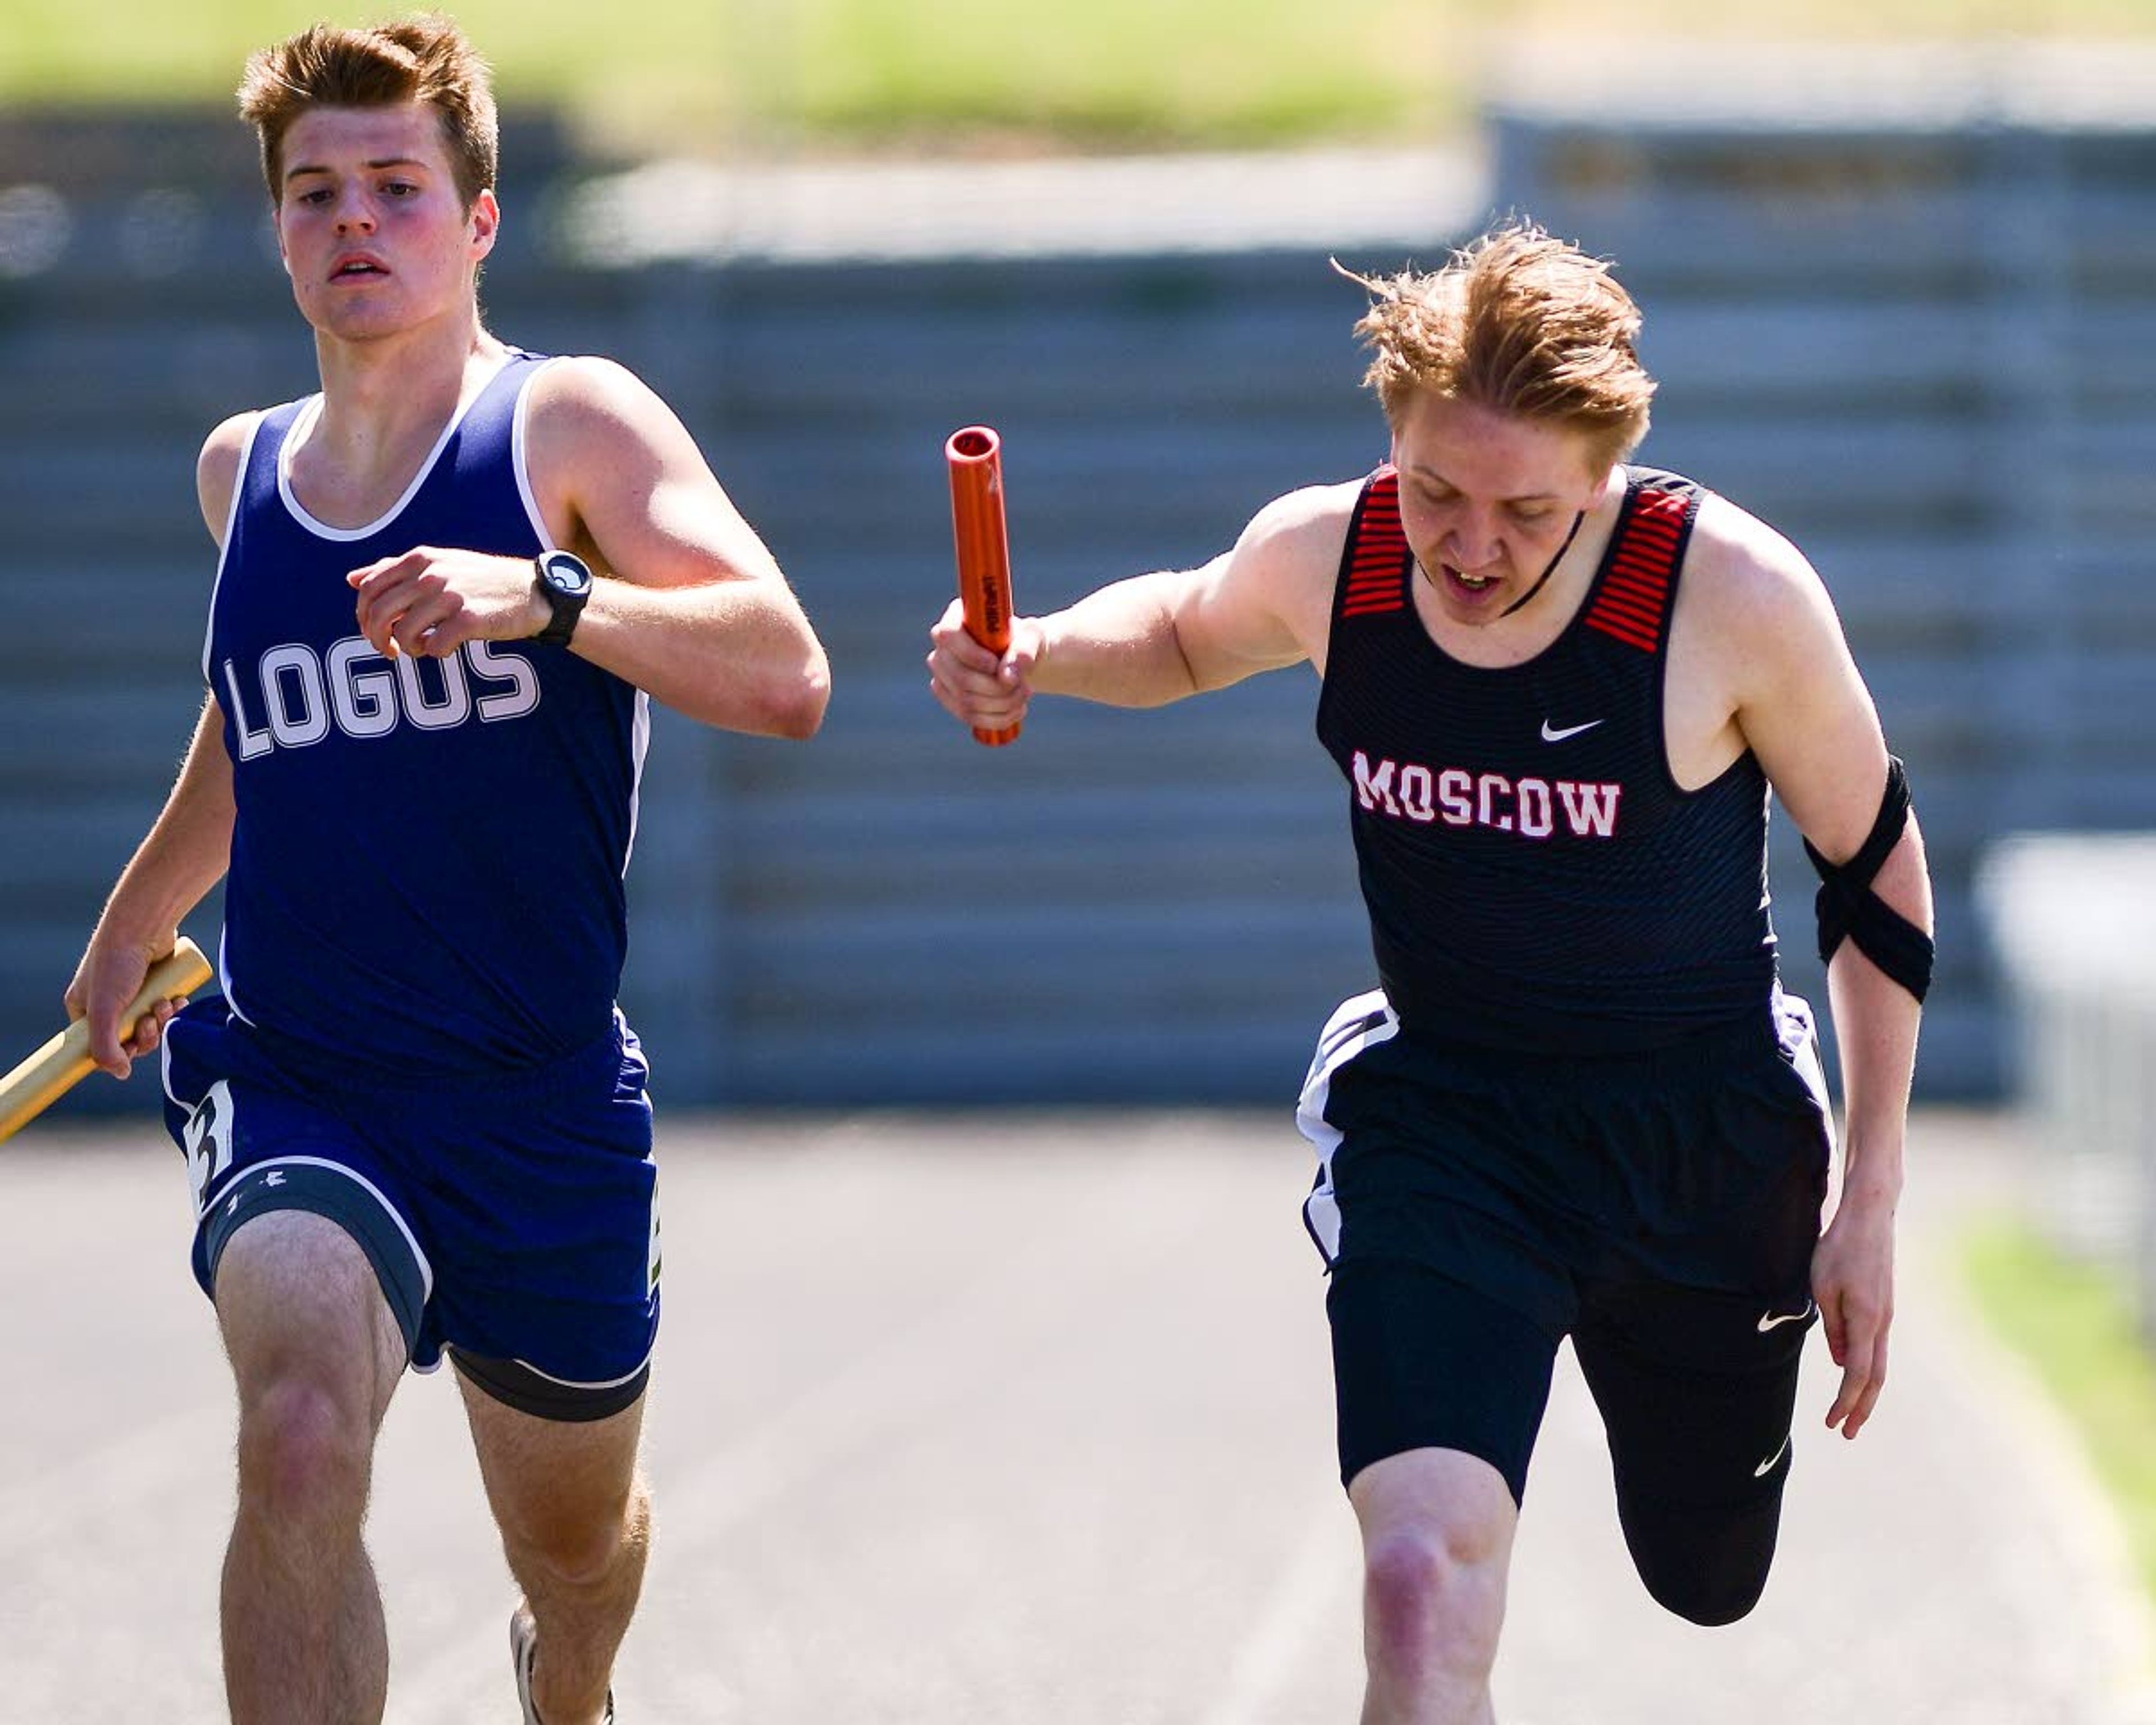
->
<box><xmin>0</xmin><ymin>937</ymin><xmax>213</xmax><ymax>1143</ymax></box>
<box><xmin>945</xmin><ymin>425</ymin><xmax>1021</xmax><ymax>746</ymax></box>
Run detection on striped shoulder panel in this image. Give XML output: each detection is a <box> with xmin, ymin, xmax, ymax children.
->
<box><xmin>1339</xmin><ymin>466</ymin><xmax>1410</xmax><ymax>619</ymax></box>
<box><xmin>1583</xmin><ymin>480</ymin><xmax>1697</xmax><ymax>653</ymax></box>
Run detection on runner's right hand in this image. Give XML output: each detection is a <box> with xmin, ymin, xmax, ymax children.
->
<box><xmin>927</xmin><ymin>599</ymin><xmax>1046</xmax><ymax>734</ymax></box>
<box><xmin>65</xmin><ymin>932</ymin><xmax>181</xmax><ymax>1079</ymax></box>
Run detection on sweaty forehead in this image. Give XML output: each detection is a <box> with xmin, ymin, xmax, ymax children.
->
<box><xmin>1397</xmin><ymin>403</ymin><xmax>1596</xmax><ymax>499</ymax></box>
<box><xmin>282</xmin><ymin>102</ymin><xmax>448</xmax><ymax>175</ymax></box>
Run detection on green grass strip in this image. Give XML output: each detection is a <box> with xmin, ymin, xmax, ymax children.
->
<box><xmin>7</xmin><ymin>3</ymin><xmax>2153</xmax><ymax>157</ymax></box>
<box><xmin>1962</xmin><ymin>1214</ymin><xmax>2156</xmax><ymax>1600</ymax></box>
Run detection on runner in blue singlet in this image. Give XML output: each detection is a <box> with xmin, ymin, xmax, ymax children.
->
<box><xmin>63</xmin><ymin>19</ymin><xmax>829</xmax><ymax>1724</ymax></box>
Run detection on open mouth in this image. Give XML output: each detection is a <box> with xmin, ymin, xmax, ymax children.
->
<box><xmin>332</xmin><ymin>259</ymin><xmax>388</xmax><ymax>281</ymax></box>
<box><xmin>1443</xmin><ymin>563</ymin><xmax>1500</xmax><ymax>594</ymax></box>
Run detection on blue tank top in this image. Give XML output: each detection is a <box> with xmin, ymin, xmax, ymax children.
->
<box><xmin>1314</xmin><ymin>463</ymin><xmax>1778</xmax><ymax>1056</ymax></box>
<box><xmin>204</xmin><ymin>352</ymin><xmax>648</xmax><ymax>1079</ymax></box>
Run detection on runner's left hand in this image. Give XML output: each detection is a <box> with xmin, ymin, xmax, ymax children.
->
<box><xmin>1812</xmin><ymin>1193</ymin><xmax>1895</xmax><ymax>1439</ymax></box>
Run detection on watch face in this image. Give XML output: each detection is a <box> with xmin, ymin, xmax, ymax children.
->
<box><xmin>539</xmin><ymin>550</ymin><xmax>593</xmax><ymax>597</ymax></box>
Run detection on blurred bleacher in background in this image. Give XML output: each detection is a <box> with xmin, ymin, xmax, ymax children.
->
<box><xmin>1982</xmin><ymin>834</ymin><xmax>2156</xmax><ymax>1326</ymax></box>
<box><xmin>3</xmin><ymin>44</ymin><xmax>2153</xmax><ymax>1116</ymax></box>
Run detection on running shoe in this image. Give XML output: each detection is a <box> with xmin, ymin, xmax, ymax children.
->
<box><xmin>510</xmin><ymin>1608</ymin><xmax>615</xmax><ymax>1724</ymax></box>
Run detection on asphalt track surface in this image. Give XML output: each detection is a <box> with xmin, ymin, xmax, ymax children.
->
<box><xmin>3</xmin><ymin>1107</ymin><xmax>2152</xmax><ymax>1723</ymax></box>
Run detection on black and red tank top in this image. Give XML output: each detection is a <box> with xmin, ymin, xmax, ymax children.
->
<box><xmin>1314</xmin><ymin>463</ymin><xmax>1778</xmax><ymax>1056</ymax></box>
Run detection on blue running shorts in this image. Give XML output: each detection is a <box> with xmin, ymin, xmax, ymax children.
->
<box><xmin>160</xmin><ymin>1001</ymin><xmax>660</xmax><ymax>1421</ymax></box>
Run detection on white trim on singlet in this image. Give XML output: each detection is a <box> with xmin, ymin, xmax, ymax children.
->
<box><xmin>200</xmin><ymin>411</ymin><xmax>266</xmax><ymax>684</ymax></box>
<box><xmin>1295</xmin><ymin>988</ymin><xmax>1400</xmax><ymax>1265</ymax></box>
<box><xmin>160</xmin><ymin>1002</ymin><xmax>240</xmax><ymax>1110</ymax></box>
<box><xmin>624</xmin><ymin>692</ymin><xmax>651</xmax><ymax>875</ymax></box>
<box><xmin>216</xmin><ymin>928</ymin><xmax>259</xmax><ymax>1028</ymax></box>
<box><xmin>158</xmin><ymin>1030</ymin><xmax>183</xmax><ymax>1109</ymax></box>
<box><xmin>275</xmin><ymin>349</ymin><xmax>515</xmax><ymax>542</ymax></box>
<box><xmin>509</xmin><ymin>352</ymin><xmax>563</xmax><ymax>546</ymax></box>
<box><xmin>508</xmin><ymin>354</ymin><xmax>651</xmax><ymax>879</ymax></box>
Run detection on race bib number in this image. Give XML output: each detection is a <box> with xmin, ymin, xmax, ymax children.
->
<box><xmin>182</xmin><ymin>1080</ymin><xmax>236</xmax><ymax>1215</ymax></box>
<box><xmin>646</xmin><ymin>1170</ymin><xmax>663</xmax><ymax>1300</ymax></box>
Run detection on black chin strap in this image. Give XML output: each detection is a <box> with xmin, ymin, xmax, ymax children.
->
<box><xmin>1412</xmin><ymin>509</ymin><xmax>1587</xmax><ymax>616</ymax></box>
<box><xmin>1500</xmin><ymin>510</ymin><xmax>1586</xmax><ymax>617</ymax></box>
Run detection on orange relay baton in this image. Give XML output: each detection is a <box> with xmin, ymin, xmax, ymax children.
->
<box><xmin>945</xmin><ymin>425</ymin><xmax>1020</xmax><ymax>747</ymax></box>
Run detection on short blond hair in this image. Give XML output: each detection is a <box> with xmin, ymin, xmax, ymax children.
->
<box><xmin>237</xmin><ymin>14</ymin><xmax>499</xmax><ymax>210</ymax></box>
<box><xmin>1346</xmin><ymin>221</ymin><xmax>1656</xmax><ymax>468</ymax></box>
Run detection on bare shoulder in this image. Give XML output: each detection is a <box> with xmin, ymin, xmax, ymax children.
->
<box><xmin>521</xmin><ymin>354</ymin><xmax>709</xmax><ymax>523</ymax></box>
<box><xmin>1237</xmin><ymin>478</ymin><xmax>1360</xmax><ymax>564</ymax></box>
<box><xmin>1230</xmin><ymin>479</ymin><xmax>1360</xmax><ymax>603</ymax></box>
<box><xmin>1684</xmin><ymin>490</ymin><xmax>1849</xmax><ymax>692</ymax></box>
<box><xmin>525</xmin><ymin>353</ymin><xmax>680</xmax><ymax>447</ymax></box>
<box><xmin>521</xmin><ymin>353</ymin><xmax>780</xmax><ymax>593</ymax></box>
<box><xmin>1221</xmin><ymin>478</ymin><xmax>1362</xmax><ymax>657</ymax></box>
<box><xmin>195</xmin><ymin>411</ymin><xmax>259</xmax><ymax>546</ymax></box>
<box><xmin>1684</xmin><ymin>496</ymin><xmax>1892</xmax><ymax>849</ymax></box>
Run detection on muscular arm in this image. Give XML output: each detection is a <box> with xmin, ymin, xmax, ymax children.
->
<box><xmin>63</xmin><ymin>421</ymin><xmax>249</xmax><ymax>1075</ymax></box>
<box><xmin>67</xmin><ymin>697</ymin><xmax>237</xmax><ymax>1073</ymax></box>
<box><xmin>532</xmin><ymin>358</ymin><xmax>829</xmax><ymax>735</ymax></box>
<box><xmin>348</xmin><ymin>357</ymin><xmax>830</xmax><ymax>738</ymax></box>
<box><xmin>1729</xmin><ymin>536</ymin><xmax>1931</xmax><ymax>1183</ymax></box>
<box><xmin>1711</xmin><ymin>515</ymin><xmax>1933</xmax><ymax>1439</ymax></box>
<box><xmin>928</xmin><ymin>482</ymin><xmax>1348</xmax><ymax>731</ymax></box>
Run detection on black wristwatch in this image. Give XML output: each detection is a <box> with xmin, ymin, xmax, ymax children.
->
<box><xmin>532</xmin><ymin>549</ymin><xmax>593</xmax><ymax>646</ymax></box>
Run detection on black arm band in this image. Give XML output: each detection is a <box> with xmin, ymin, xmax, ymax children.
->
<box><xmin>1801</xmin><ymin>755</ymin><xmax>1934</xmax><ymax>1004</ymax></box>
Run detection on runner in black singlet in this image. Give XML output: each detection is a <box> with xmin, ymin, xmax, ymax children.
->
<box><xmin>926</xmin><ymin>221</ymin><xmax>1932</xmax><ymax>1724</ymax></box>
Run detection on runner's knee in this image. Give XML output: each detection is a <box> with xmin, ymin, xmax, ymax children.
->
<box><xmin>504</xmin><ymin>1476</ymin><xmax>648</xmax><ymax>1589</ymax></box>
<box><xmin>236</xmin><ymin>1373</ymin><xmax>374</xmax><ymax>1522</ymax></box>
<box><xmin>1619</xmin><ymin>1492</ymin><xmax>1782</xmax><ymax>1627</ymax></box>
<box><xmin>1633</xmin><ymin>1545</ymin><xmax>1771</xmax><ymax>1627</ymax></box>
<box><xmin>1361</xmin><ymin>1514</ymin><xmax>1508</xmax><ymax>1677</ymax></box>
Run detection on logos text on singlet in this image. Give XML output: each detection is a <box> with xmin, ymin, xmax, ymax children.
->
<box><xmin>1351</xmin><ymin>750</ymin><xmax>1621</xmax><ymax>839</ymax></box>
<box><xmin>219</xmin><ymin>636</ymin><xmax>541</xmax><ymax>760</ymax></box>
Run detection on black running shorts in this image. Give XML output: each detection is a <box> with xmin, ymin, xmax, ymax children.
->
<box><xmin>1297</xmin><ymin>988</ymin><xmax>1833</xmax><ymax>1623</ymax></box>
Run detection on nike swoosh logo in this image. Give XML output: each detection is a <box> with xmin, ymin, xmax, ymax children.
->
<box><xmin>1757</xmin><ymin>1300</ymin><xmax>1816</xmax><ymax>1333</ymax></box>
<box><xmin>1755</xmin><ymin>1434</ymin><xmax>1792</xmax><ymax>1478</ymax></box>
<box><xmin>1540</xmin><ymin>719</ymin><xmax>1604</xmax><ymax>742</ymax></box>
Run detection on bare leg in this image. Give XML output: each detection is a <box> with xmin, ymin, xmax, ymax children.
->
<box><xmin>460</xmin><ymin>1377</ymin><xmax>651</xmax><ymax>1725</ymax></box>
<box><xmin>214</xmin><ymin>1211</ymin><xmax>408</xmax><ymax>1724</ymax></box>
<box><xmin>1350</xmin><ymin>1448</ymin><xmax>1520</xmax><ymax>1725</ymax></box>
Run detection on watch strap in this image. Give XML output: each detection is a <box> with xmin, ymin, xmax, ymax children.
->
<box><xmin>533</xmin><ymin>551</ymin><xmax>590</xmax><ymax>647</ymax></box>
